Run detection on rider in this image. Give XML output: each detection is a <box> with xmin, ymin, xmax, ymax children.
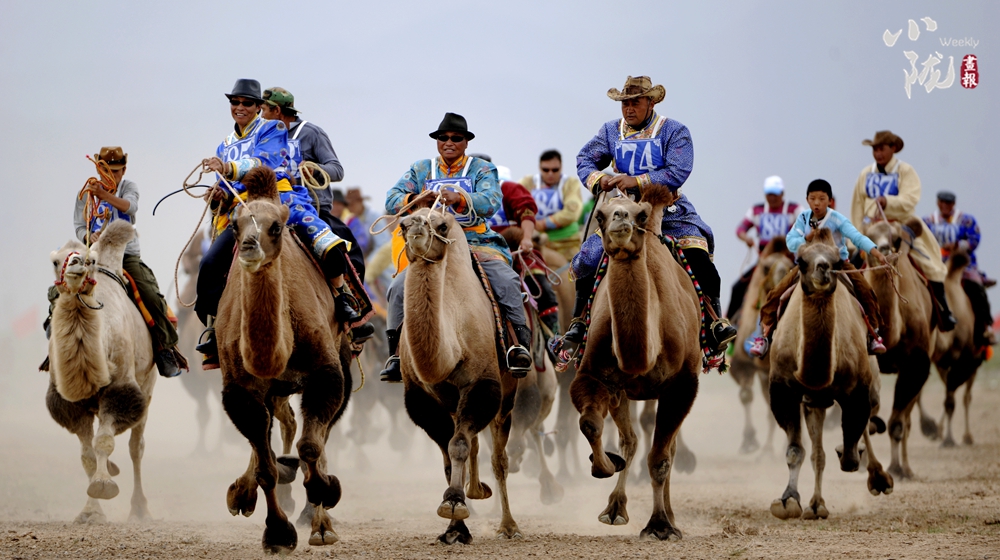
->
<box><xmin>566</xmin><ymin>75</ymin><xmax>738</xmax><ymax>352</ymax></box>
<box><xmin>924</xmin><ymin>190</ymin><xmax>995</xmax><ymax>349</ymax></box>
<box><xmin>45</xmin><ymin>147</ymin><xmax>186</xmax><ymax>378</ymax></box>
<box><xmin>851</xmin><ymin>130</ymin><xmax>957</xmax><ymax>331</ymax></box>
<box><xmin>727</xmin><ymin>175</ymin><xmax>800</xmax><ymax>319</ymax></box>
<box><xmin>518</xmin><ymin>150</ymin><xmax>585</xmax><ymax>261</ymax></box>
<box><xmin>749</xmin><ymin>179</ymin><xmax>888</xmax><ymax>357</ymax></box>
<box><xmin>195</xmin><ymin>79</ymin><xmax>359</xmax><ymax>367</ymax></box>
<box><xmin>378</xmin><ymin>113</ymin><xmax>533</xmax><ymax>383</ymax></box>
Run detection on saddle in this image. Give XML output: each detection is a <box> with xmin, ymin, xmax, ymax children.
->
<box><xmin>470</xmin><ymin>252</ymin><xmax>511</xmax><ymax>372</ymax></box>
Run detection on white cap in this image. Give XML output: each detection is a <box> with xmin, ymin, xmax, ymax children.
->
<box><xmin>495</xmin><ymin>165</ymin><xmax>512</xmax><ymax>182</ymax></box>
<box><xmin>763</xmin><ymin>175</ymin><xmax>784</xmax><ymax>195</ymax></box>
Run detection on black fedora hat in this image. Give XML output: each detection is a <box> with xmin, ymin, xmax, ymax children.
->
<box><xmin>429</xmin><ymin>112</ymin><xmax>475</xmax><ymax>141</ymax></box>
<box><xmin>225</xmin><ymin>79</ymin><xmax>263</xmax><ymax>103</ymax></box>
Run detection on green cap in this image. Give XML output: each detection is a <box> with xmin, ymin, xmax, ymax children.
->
<box><xmin>263</xmin><ymin>87</ymin><xmax>299</xmax><ymax>113</ymax></box>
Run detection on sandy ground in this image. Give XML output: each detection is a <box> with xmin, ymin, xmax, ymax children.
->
<box><xmin>1</xmin><ymin>335</ymin><xmax>999</xmax><ymax>559</ymax></box>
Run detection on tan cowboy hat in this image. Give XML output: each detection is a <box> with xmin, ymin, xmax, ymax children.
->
<box><xmin>345</xmin><ymin>187</ymin><xmax>368</xmax><ymax>204</ymax></box>
<box><xmin>95</xmin><ymin>146</ymin><xmax>127</xmax><ymax>170</ymax></box>
<box><xmin>607</xmin><ymin>76</ymin><xmax>665</xmax><ymax>104</ymax></box>
<box><xmin>862</xmin><ymin>130</ymin><xmax>904</xmax><ymax>153</ymax></box>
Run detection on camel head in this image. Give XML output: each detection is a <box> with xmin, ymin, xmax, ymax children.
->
<box><xmin>233</xmin><ymin>167</ymin><xmax>289</xmax><ymax>273</ymax></box>
<box><xmin>50</xmin><ymin>239</ymin><xmax>94</xmax><ymax>296</ymax></box>
<box><xmin>399</xmin><ymin>208</ymin><xmax>458</xmax><ymax>264</ymax></box>
<box><xmin>596</xmin><ymin>184</ymin><xmax>676</xmax><ymax>260</ymax></box>
<box><xmin>864</xmin><ymin>218</ymin><xmax>922</xmax><ymax>266</ymax></box>
<box><xmin>796</xmin><ymin>228</ymin><xmax>841</xmax><ymax>296</ymax></box>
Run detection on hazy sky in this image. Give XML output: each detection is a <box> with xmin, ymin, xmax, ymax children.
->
<box><xmin>1</xmin><ymin>0</ymin><xmax>996</xmax><ymax>326</ymax></box>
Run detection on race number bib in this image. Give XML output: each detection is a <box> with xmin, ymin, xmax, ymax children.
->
<box><xmin>222</xmin><ymin>136</ymin><xmax>255</xmax><ymax>164</ymax></box>
<box><xmin>424</xmin><ymin>176</ymin><xmax>476</xmax><ymax>224</ymax></box>
<box><xmin>930</xmin><ymin>222</ymin><xmax>959</xmax><ymax>248</ymax></box>
<box><xmin>864</xmin><ymin>172</ymin><xmax>899</xmax><ymax>199</ymax></box>
<box><xmin>614</xmin><ymin>138</ymin><xmax>664</xmax><ymax>176</ymax></box>
<box><xmin>287</xmin><ymin>138</ymin><xmax>302</xmax><ymax>177</ymax></box>
<box><xmin>758</xmin><ymin>213</ymin><xmax>790</xmax><ymax>242</ymax></box>
<box><xmin>486</xmin><ymin>205</ymin><xmax>511</xmax><ymax>229</ymax></box>
<box><xmin>532</xmin><ymin>188</ymin><xmax>564</xmax><ymax>219</ymax></box>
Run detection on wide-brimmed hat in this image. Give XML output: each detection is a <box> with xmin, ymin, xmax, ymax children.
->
<box><xmin>937</xmin><ymin>190</ymin><xmax>956</xmax><ymax>203</ymax></box>
<box><xmin>345</xmin><ymin>187</ymin><xmax>368</xmax><ymax>204</ymax></box>
<box><xmin>607</xmin><ymin>76</ymin><xmax>665</xmax><ymax>104</ymax></box>
<box><xmin>225</xmin><ymin>79</ymin><xmax>263</xmax><ymax>103</ymax></box>
<box><xmin>429</xmin><ymin>112</ymin><xmax>475</xmax><ymax>140</ymax></box>
<box><xmin>95</xmin><ymin>146</ymin><xmax>127</xmax><ymax>170</ymax></box>
<box><xmin>263</xmin><ymin>87</ymin><xmax>299</xmax><ymax>114</ymax></box>
<box><xmin>862</xmin><ymin>130</ymin><xmax>904</xmax><ymax>153</ymax></box>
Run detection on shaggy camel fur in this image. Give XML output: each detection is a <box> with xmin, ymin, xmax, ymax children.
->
<box><xmin>570</xmin><ymin>185</ymin><xmax>702</xmax><ymax>540</ymax></box>
<box><xmin>46</xmin><ymin>220</ymin><xmax>156</xmax><ymax>524</ymax></box>
<box><xmin>864</xmin><ymin>219</ymin><xmax>936</xmax><ymax>479</ymax></box>
<box><xmin>930</xmin><ymin>249</ymin><xmax>985</xmax><ymax>447</ymax></box>
<box><xmin>729</xmin><ymin>237</ymin><xmax>793</xmax><ymax>455</ymax></box>
<box><xmin>398</xmin><ymin>208</ymin><xmax>520</xmax><ymax>544</ymax></box>
<box><xmin>216</xmin><ymin>167</ymin><xmax>352</xmax><ymax>554</ymax></box>
<box><xmin>768</xmin><ymin>228</ymin><xmax>893</xmax><ymax>520</ymax></box>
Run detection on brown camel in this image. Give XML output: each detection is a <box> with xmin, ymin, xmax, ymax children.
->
<box><xmin>397</xmin><ymin>208</ymin><xmax>520</xmax><ymax>544</ymax></box>
<box><xmin>864</xmin><ymin>219</ymin><xmax>936</xmax><ymax>479</ymax></box>
<box><xmin>930</xmin><ymin>248</ymin><xmax>985</xmax><ymax>447</ymax></box>
<box><xmin>570</xmin><ymin>185</ymin><xmax>702</xmax><ymax>540</ymax></box>
<box><xmin>767</xmin><ymin>228</ymin><xmax>893</xmax><ymax>520</ymax></box>
<box><xmin>729</xmin><ymin>237</ymin><xmax>794</xmax><ymax>454</ymax></box>
<box><xmin>216</xmin><ymin>167</ymin><xmax>352</xmax><ymax>554</ymax></box>
<box><xmin>46</xmin><ymin>220</ymin><xmax>156</xmax><ymax>524</ymax></box>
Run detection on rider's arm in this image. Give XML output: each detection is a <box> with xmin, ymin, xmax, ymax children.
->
<box><xmin>638</xmin><ymin>124</ymin><xmax>693</xmax><ymax>192</ymax></box>
<box><xmin>961</xmin><ymin>215</ymin><xmax>981</xmax><ymax>253</ymax></box>
<box><xmin>785</xmin><ymin>212</ymin><xmax>808</xmax><ymax>254</ymax></box>
<box><xmin>303</xmin><ymin>125</ymin><xmax>345</xmax><ymax>183</ymax></box>
<box><xmin>73</xmin><ymin>195</ymin><xmax>88</xmax><ymax>243</ymax></box>
<box><xmin>385</xmin><ymin>161</ymin><xmax>426</xmax><ymax>215</ymax></box>
<box><xmin>834</xmin><ymin>211</ymin><xmax>877</xmax><ymax>255</ymax></box>
<box><xmin>577</xmin><ymin>123</ymin><xmax>614</xmax><ymax>195</ymax></box>
<box><xmin>460</xmin><ymin>162</ymin><xmax>502</xmax><ymax>219</ymax></box>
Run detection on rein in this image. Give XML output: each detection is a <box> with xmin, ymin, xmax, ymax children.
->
<box><xmin>54</xmin><ymin>251</ymin><xmax>104</xmax><ymax>310</ymax></box>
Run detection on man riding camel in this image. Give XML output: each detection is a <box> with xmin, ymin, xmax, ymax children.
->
<box><xmin>851</xmin><ymin>130</ymin><xmax>957</xmax><ymax>331</ymax></box>
<box><xmin>195</xmin><ymin>79</ymin><xmax>361</xmax><ymax>367</ymax></box>
<box><xmin>519</xmin><ymin>150</ymin><xmax>585</xmax><ymax>261</ymax></box>
<box><xmin>378</xmin><ymin>112</ymin><xmax>533</xmax><ymax>383</ymax></box>
<box><xmin>565</xmin><ymin>75</ymin><xmax>737</xmax><ymax>353</ymax></box>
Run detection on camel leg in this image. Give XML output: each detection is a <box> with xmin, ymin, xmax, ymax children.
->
<box><xmin>466</xmin><ymin>432</ymin><xmax>492</xmax><ymax>499</ymax></box>
<box><xmin>571</xmin><ymin>374</ymin><xmax>623</xmax><ymax>479</ymax></box>
<box><xmin>915</xmin><ymin>390</ymin><xmax>940</xmax><ymax>440</ymax></box>
<box><xmin>127</xmin><ymin>414</ymin><xmax>152</xmax><ymax>522</ymax></box>
<box><xmin>530</xmin><ymin>423</ymin><xmax>564</xmax><ymax>504</ymax></box>
<box><xmin>887</xmin><ymin>352</ymin><xmax>931</xmax><ymax>480</ymax></box>
<box><xmin>941</xmin><ymin>384</ymin><xmax>958</xmax><ymax>448</ymax></box>
<box><xmin>89</xmin><ymin>383</ymin><xmax>146</xmax><ymax>501</ymax></box>
<box><xmin>554</xmin><ymin>368</ymin><xmax>580</xmax><ymax>482</ymax></box>
<box><xmin>598</xmin><ymin>395</ymin><xmax>637</xmax><ymax>527</ymax></box>
<box><xmin>862</xmin><ymin>429</ymin><xmax>893</xmax><ymax>496</ymax></box>
<box><xmin>735</xmin><ymin>370</ymin><xmax>760</xmax><ymax>454</ymax></box>
<box><xmin>769</xmin><ymin>381</ymin><xmax>805</xmax><ymax>520</ymax></box>
<box><xmin>271</xmin><ymin>396</ymin><xmax>298</xmax><ymax>516</ymax></box>
<box><xmin>227</xmin><ymin>452</ymin><xmax>259</xmax><ymax>516</ymax></box>
<box><xmin>757</xmin><ymin>369</ymin><xmax>777</xmax><ymax>456</ymax></box>
<box><xmin>632</xmin><ymin>401</ymin><xmax>655</xmax><ymax>482</ymax></box>
<box><xmin>962</xmin><ymin>373</ymin><xmax>977</xmax><ymax>445</ymax></box>
<box><xmin>508</xmin><ymin>382</ymin><xmax>541</xmax><ymax>474</ymax></box>
<box><xmin>491</xmin><ymin>406</ymin><xmax>522</xmax><ymax>540</ymax></box>
<box><xmin>192</xmin><ymin>390</ymin><xmax>211</xmax><ymax>456</ymax></box>
<box><xmin>837</xmin><ymin>384</ymin><xmax>871</xmax><ymax>474</ymax></box>
<box><xmin>298</xmin><ymin>366</ymin><xmax>346</xmax><ymax>548</ymax></box>
<box><xmin>801</xmin><ymin>405</ymin><xmax>828</xmax><ymax>520</ymax></box>
<box><xmin>74</xmin><ymin>424</ymin><xmax>107</xmax><ymax>524</ymax></box>
<box><xmin>673</xmin><ymin>430</ymin><xmax>697</xmax><ymax>474</ymax></box>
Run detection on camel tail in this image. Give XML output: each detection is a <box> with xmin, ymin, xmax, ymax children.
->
<box><xmin>244</xmin><ymin>167</ymin><xmax>279</xmax><ymax>202</ymax></box>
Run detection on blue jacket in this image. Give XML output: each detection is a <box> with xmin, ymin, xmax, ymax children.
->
<box><xmin>787</xmin><ymin>209</ymin><xmax>876</xmax><ymax>260</ymax></box>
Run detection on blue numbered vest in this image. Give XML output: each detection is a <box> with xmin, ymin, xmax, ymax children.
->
<box><xmin>864</xmin><ymin>161</ymin><xmax>900</xmax><ymax>199</ymax></box>
<box><xmin>286</xmin><ymin>120</ymin><xmax>308</xmax><ymax>181</ymax></box>
<box><xmin>423</xmin><ymin>157</ymin><xmax>475</xmax><ymax>225</ymax></box>
<box><xmin>928</xmin><ymin>212</ymin><xmax>961</xmax><ymax>248</ymax></box>
<box><xmin>531</xmin><ymin>175</ymin><xmax>566</xmax><ymax>219</ymax></box>
<box><xmin>758</xmin><ymin>203</ymin><xmax>791</xmax><ymax>243</ymax></box>
<box><xmin>614</xmin><ymin>116</ymin><xmax>666</xmax><ymax>177</ymax></box>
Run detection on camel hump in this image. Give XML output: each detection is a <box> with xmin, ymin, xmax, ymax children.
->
<box><xmin>903</xmin><ymin>217</ymin><xmax>925</xmax><ymax>238</ymax></box>
<box><xmin>499</xmin><ymin>226</ymin><xmax>523</xmax><ymax>250</ymax></box>
<box><xmin>948</xmin><ymin>247</ymin><xmax>971</xmax><ymax>274</ymax></box>
<box><xmin>762</xmin><ymin>236</ymin><xmax>788</xmax><ymax>257</ymax></box>
<box><xmin>99</xmin><ymin>220</ymin><xmax>135</xmax><ymax>250</ymax></box>
<box><xmin>809</xmin><ymin>226</ymin><xmax>836</xmax><ymax>247</ymax></box>
<box><xmin>639</xmin><ymin>184</ymin><xmax>675</xmax><ymax>209</ymax></box>
<box><xmin>244</xmin><ymin>167</ymin><xmax>279</xmax><ymax>202</ymax></box>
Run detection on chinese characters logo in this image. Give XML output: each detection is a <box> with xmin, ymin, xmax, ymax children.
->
<box><xmin>882</xmin><ymin>17</ymin><xmax>980</xmax><ymax>98</ymax></box>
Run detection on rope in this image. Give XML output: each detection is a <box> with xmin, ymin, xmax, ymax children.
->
<box><xmin>369</xmin><ymin>189</ymin><xmax>443</xmax><ymax>236</ymax></box>
<box><xmin>299</xmin><ymin>161</ymin><xmax>330</xmax><ymax>191</ymax></box>
<box><xmin>353</xmin><ymin>352</ymin><xmax>366</xmax><ymax>393</ymax></box>
<box><xmin>78</xmin><ymin>155</ymin><xmax>118</xmax><ymax>248</ymax></box>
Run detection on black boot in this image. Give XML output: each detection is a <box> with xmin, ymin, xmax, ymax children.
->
<box><xmin>930</xmin><ymin>281</ymin><xmax>957</xmax><ymax>332</ymax></box>
<box><xmin>507</xmin><ymin>324</ymin><xmax>533</xmax><ymax>378</ymax></box>
<box><xmin>155</xmin><ymin>348</ymin><xmax>182</xmax><ymax>378</ymax></box>
<box><xmin>709</xmin><ymin>297</ymin><xmax>738</xmax><ymax>351</ymax></box>
<box><xmin>335</xmin><ymin>291</ymin><xmax>363</xmax><ymax>324</ymax></box>
<box><xmin>379</xmin><ymin>329</ymin><xmax>402</xmax><ymax>383</ymax></box>
<box><xmin>195</xmin><ymin>315</ymin><xmax>219</xmax><ymax>368</ymax></box>
<box><xmin>562</xmin><ymin>275</ymin><xmax>595</xmax><ymax>344</ymax></box>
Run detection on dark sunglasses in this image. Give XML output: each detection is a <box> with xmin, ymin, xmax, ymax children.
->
<box><xmin>541</xmin><ymin>167</ymin><xmax>561</xmax><ymax>173</ymax></box>
<box><xmin>436</xmin><ymin>134</ymin><xmax>466</xmax><ymax>143</ymax></box>
<box><xmin>229</xmin><ymin>99</ymin><xmax>258</xmax><ymax>107</ymax></box>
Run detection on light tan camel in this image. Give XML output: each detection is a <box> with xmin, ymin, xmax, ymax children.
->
<box><xmin>397</xmin><ymin>208</ymin><xmax>520</xmax><ymax>544</ymax></box>
<box><xmin>767</xmin><ymin>228</ymin><xmax>893</xmax><ymax>520</ymax></box>
<box><xmin>46</xmin><ymin>220</ymin><xmax>156</xmax><ymax>524</ymax></box>
<box><xmin>864</xmin><ymin>219</ymin><xmax>936</xmax><ymax>479</ymax></box>
<box><xmin>216</xmin><ymin>168</ymin><xmax>352</xmax><ymax>554</ymax></box>
<box><xmin>729</xmin><ymin>238</ymin><xmax>793</xmax><ymax>454</ymax></box>
<box><xmin>930</xmin><ymin>248</ymin><xmax>985</xmax><ymax>447</ymax></box>
<box><xmin>570</xmin><ymin>185</ymin><xmax>702</xmax><ymax>540</ymax></box>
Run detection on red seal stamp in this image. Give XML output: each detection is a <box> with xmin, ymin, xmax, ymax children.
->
<box><xmin>961</xmin><ymin>55</ymin><xmax>979</xmax><ymax>89</ymax></box>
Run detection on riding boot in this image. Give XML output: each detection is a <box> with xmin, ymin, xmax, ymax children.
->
<box><xmin>709</xmin><ymin>296</ymin><xmax>738</xmax><ymax>351</ymax></box>
<box><xmin>929</xmin><ymin>281</ymin><xmax>957</xmax><ymax>332</ymax></box>
<box><xmin>334</xmin><ymin>286</ymin><xmax>374</xmax><ymax>342</ymax></box>
<box><xmin>195</xmin><ymin>315</ymin><xmax>219</xmax><ymax>369</ymax></box>
<box><xmin>507</xmin><ymin>324</ymin><xmax>533</xmax><ymax>378</ymax></box>
<box><xmin>562</xmin><ymin>274</ymin><xmax>595</xmax><ymax>344</ymax></box>
<box><xmin>379</xmin><ymin>329</ymin><xmax>402</xmax><ymax>383</ymax></box>
<box><xmin>155</xmin><ymin>347</ymin><xmax>182</xmax><ymax>378</ymax></box>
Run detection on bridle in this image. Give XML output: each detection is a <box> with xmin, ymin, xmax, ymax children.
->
<box><xmin>54</xmin><ymin>251</ymin><xmax>104</xmax><ymax>310</ymax></box>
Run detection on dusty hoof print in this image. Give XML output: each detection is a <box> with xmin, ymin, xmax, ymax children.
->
<box><xmin>309</xmin><ymin>529</ymin><xmax>339</xmax><ymax>546</ymax></box>
<box><xmin>107</xmin><ymin>460</ymin><xmax>120</xmax><ymax>477</ymax></box>
<box><xmin>87</xmin><ymin>479</ymin><xmax>120</xmax><ymax>500</ymax></box>
<box><xmin>74</xmin><ymin>511</ymin><xmax>107</xmax><ymax>525</ymax></box>
<box><xmin>262</xmin><ymin>519</ymin><xmax>298</xmax><ymax>554</ymax></box>
<box><xmin>770</xmin><ymin>497</ymin><xmax>802</xmax><ymax>520</ymax></box>
<box><xmin>437</xmin><ymin>500</ymin><xmax>470</xmax><ymax>520</ymax></box>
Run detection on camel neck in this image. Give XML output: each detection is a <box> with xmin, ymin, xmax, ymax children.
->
<box><xmin>605</xmin><ymin>248</ymin><xmax>658</xmax><ymax>374</ymax></box>
<box><xmin>402</xmin><ymin>250</ymin><xmax>468</xmax><ymax>384</ymax></box>
<box><xmin>798</xmin><ymin>290</ymin><xmax>836</xmax><ymax>390</ymax></box>
<box><xmin>239</xmin><ymin>261</ymin><xmax>293</xmax><ymax>378</ymax></box>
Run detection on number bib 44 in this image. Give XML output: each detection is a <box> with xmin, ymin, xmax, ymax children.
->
<box><xmin>614</xmin><ymin>138</ymin><xmax>664</xmax><ymax>176</ymax></box>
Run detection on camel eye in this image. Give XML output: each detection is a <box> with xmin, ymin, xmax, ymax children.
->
<box><xmin>436</xmin><ymin>223</ymin><xmax>448</xmax><ymax>235</ymax></box>
<box><xmin>596</xmin><ymin>212</ymin><xmax>606</xmax><ymax>227</ymax></box>
<box><xmin>636</xmin><ymin>210</ymin><xmax>648</xmax><ymax>226</ymax></box>
<box><xmin>269</xmin><ymin>222</ymin><xmax>282</xmax><ymax>237</ymax></box>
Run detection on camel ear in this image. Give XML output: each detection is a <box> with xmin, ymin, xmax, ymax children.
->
<box><xmin>280</xmin><ymin>205</ymin><xmax>290</xmax><ymax>224</ymax></box>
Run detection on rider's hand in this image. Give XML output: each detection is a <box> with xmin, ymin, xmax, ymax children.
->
<box><xmin>518</xmin><ymin>235</ymin><xmax>533</xmax><ymax>254</ymax></box>
<box><xmin>607</xmin><ymin>175</ymin><xmax>639</xmax><ymax>190</ymax></box>
<box><xmin>411</xmin><ymin>190</ymin><xmax>436</xmax><ymax>208</ymax></box>
<box><xmin>89</xmin><ymin>231</ymin><xmax>101</xmax><ymax>244</ymax></box>
<box><xmin>741</xmin><ymin>235</ymin><xmax>754</xmax><ymax>248</ymax></box>
<box><xmin>85</xmin><ymin>182</ymin><xmax>107</xmax><ymax>200</ymax></box>
<box><xmin>870</xmin><ymin>247</ymin><xmax>888</xmax><ymax>266</ymax></box>
<box><xmin>209</xmin><ymin>186</ymin><xmax>227</xmax><ymax>202</ymax></box>
<box><xmin>206</xmin><ymin>157</ymin><xmax>226</xmax><ymax>175</ymax></box>
<box><xmin>302</xmin><ymin>166</ymin><xmax>313</xmax><ymax>180</ymax></box>
<box><xmin>598</xmin><ymin>175</ymin><xmax>615</xmax><ymax>192</ymax></box>
<box><xmin>440</xmin><ymin>189</ymin><xmax>462</xmax><ymax>207</ymax></box>
<box><xmin>876</xmin><ymin>195</ymin><xmax>887</xmax><ymax>209</ymax></box>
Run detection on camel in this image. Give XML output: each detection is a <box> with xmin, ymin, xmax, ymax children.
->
<box><xmin>929</xmin><ymin>248</ymin><xmax>985</xmax><ymax>447</ymax></box>
<box><xmin>729</xmin><ymin>237</ymin><xmax>793</xmax><ymax>454</ymax></box>
<box><xmin>397</xmin><ymin>208</ymin><xmax>520</xmax><ymax>544</ymax></box>
<box><xmin>767</xmin><ymin>228</ymin><xmax>893</xmax><ymax>520</ymax></box>
<box><xmin>864</xmin><ymin>219</ymin><xmax>937</xmax><ymax>479</ymax></box>
<box><xmin>46</xmin><ymin>220</ymin><xmax>156</xmax><ymax>524</ymax></box>
<box><xmin>215</xmin><ymin>167</ymin><xmax>352</xmax><ymax>554</ymax></box>
<box><xmin>570</xmin><ymin>185</ymin><xmax>702</xmax><ymax>540</ymax></box>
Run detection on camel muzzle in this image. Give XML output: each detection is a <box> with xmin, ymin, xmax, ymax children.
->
<box><xmin>238</xmin><ymin>238</ymin><xmax>266</xmax><ymax>272</ymax></box>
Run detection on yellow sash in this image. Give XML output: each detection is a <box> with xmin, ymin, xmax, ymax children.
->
<box><xmin>214</xmin><ymin>178</ymin><xmax>293</xmax><ymax>233</ymax></box>
<box><xmin>391</xmin><ymin>221</ymin><xmax>487</xmax><ymax>274</ymax></box>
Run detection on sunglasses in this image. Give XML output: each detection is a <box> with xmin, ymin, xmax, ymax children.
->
<box><xmin>541</xmin><ymin>167</ymin><xmax>561</xmax><ymax>173</ymax></box>
<box><xmin>436</xmin><ymin>134</ymin><xmax>466</xmax><ymax>143</ymax></box>
<box><xmin>230</xmin><ymin>99</ymin><xmax>258</xmax><ymax>107</ymax></box>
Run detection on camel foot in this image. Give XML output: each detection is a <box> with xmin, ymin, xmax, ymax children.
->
<box><xmin>941</xmin><ymin>436</ymin><xmax>957</xmax><ymax>449</ymax></box>
<box><xmin>834</xmin><ymin>445</ymin><xmax>860</xmax><ymax>473</ymax></box>
<box><xmin>466</xmin><ymin>481</ymin><xmax>492</xmax><ymax>500</ymax></box>
<box><xmin>640</xmin><ymin>517</ymin><xmax>682</xmax><ymax>541</ymax></box>
<box><xmin>675</xmin><ymin>446</ymin><xmax>697</xmax><ymax>474</ymax></box>
<box><xmin>87</xmin><ymin>478</ymin><xmax>119</xmax><ymax>500</ymax></box>
<box><xmin>304</xmin><ymin>472</ymin><xmax>342</xmax><ymax>510</ymax></box>
<box><xmin>770</xmin><ymin>496</ymin><xmax>802</xmax><ymax>520</ymax></box>
<box><xmin>588</xmin><ymin>452</ymin><xmax>625</xmax><ymax>479</ymax></box>
<box><xmin>308</xmin><ymin>525</ymin><xmax>339</xmax><ymax>547</ymax></box>
<box><xmin>275</xmin><ymin>456</ymin><xmax>300</xmax><ymax>484</ymax></box>
<box><xmin>963</xmin><ymin>433</ymin><xmax>974</xmax><ymax>446</ymax></box>
<box><xmin>739</xmin><ymin>433</ymin><xmax>760</xmax><ymax>455</ymax></box>
<box><xmin>74</xmin><ymin>509</ymin><xmax>107</xmax><ymax>525</ymax></box>
<box><xmin>127</xmin><ymin>504</ymin><xmax>152</xmax><ymax>523</ymax></box>
<box><xmin>227</xmin><ymin>478</ymin><xmax>258</xmax><ymax>517</ymax></box>
<box><xmin>437</xmin><ymin>500</ymin><xmax>471</xmax><ymax>520</ymax></box>
<box><xmin>801</xmin><ymin>498</ymin><xmax>829</xmax><ymax>520</ymax></box>
<box><xmin>262</xmin><ymin>518</ymin><xmax>297</xmax><ymax>554</ymax></box>
<box><xmin>868</xmin><ymin>467</ymin><xmax>894</xmax><ymax>496</ymax></box>
<box><xmin>598</xmin><ymin>495</ymin><xmax>629</xmax><ymax>526</ymax></box>
<box><xmin>496</xmin><ymin>522</ymin><xmax>523</xmax><ymax>540</ymax></box>
<box><xmin>868</xmin><ymin>416</ymin><xmax>886</xmax><ymax>434</ymax></box>
<box><xmin>539</xmin><ymin>472</ymin><xmax>564</xmax><ymax>505</ymax></box>
<box><xmin>107</xmin><ymin>460</ymin><xmax>120</xmax><ymax>477</ymax></box>
<box><xmin>438</xmin><ymin>520</ymin><xmax>473</xmax><ymax>545</ymax></box>
<box><xmin>887</xmin><ymin>463</ymin><xmax>915</xmax><ymax>480</ymax></box>
<box><xmin>919</xmin><ymin>414</ymin><xmax>939</xmax><ymax>440</ymax></box>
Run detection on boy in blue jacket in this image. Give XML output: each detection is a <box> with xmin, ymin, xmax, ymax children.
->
<box><xmin>749</xmin><ymin>179</ymin><xmax>888</xmax><ymax>357</ymax></box>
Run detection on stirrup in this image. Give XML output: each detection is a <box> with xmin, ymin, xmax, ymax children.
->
<box><xmin>506</xmin><ymin>345</ymin><xmax>532</xmax><ymax>378</ymax></box>
<box><xmin>562</xmin><ymin>318</ymin><xmax>588</xmax><ymax>344</ymax></box>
